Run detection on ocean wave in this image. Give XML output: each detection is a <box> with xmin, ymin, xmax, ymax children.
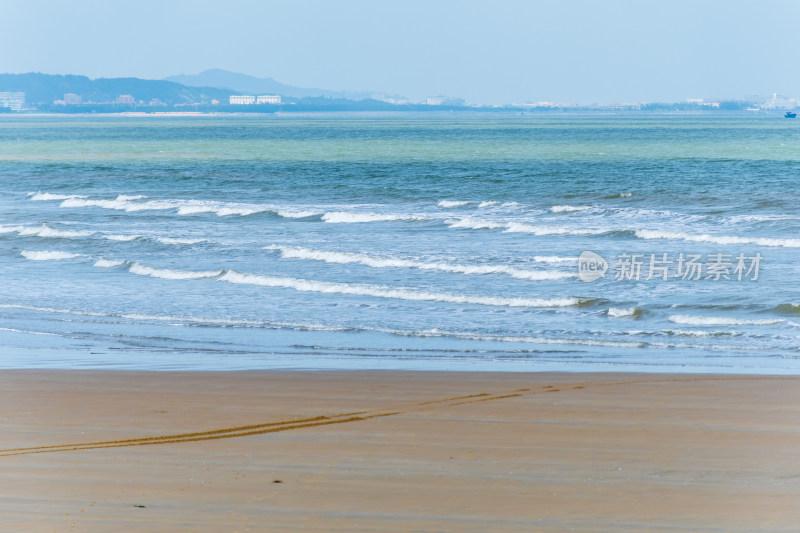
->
<box><xmin>533</xmin><ymin>255</ymin><xmax>579</xmax><ymax>263</ymax></box>
<box><xmin>438</xmin><ymin>200</ymin><xmax>475</xmax><ymax>208</ymax></box>
<box><xmin>550</xmin><ymin>205</ymin><xmax>592</xmax><ymax>213</ymax></box>
<box><xmin>321</xmin><ymin>212</ymin><xmax>429</xmax><ymax>223</ymax></box>
<box><xmin>1</xmin><ymin>224</ymin><xmax>95</xmax><ymax>239</ymax></box>
<box><xmin>21</xmin><ymin>250</ymin><xmax>82</xmax><ymax>261</ymax></box>
<box><xmin>635</xmin><ymin>229</ymin><xmax>800</xmax><ymax>247</ymax></box>
<box><xmin>723</xmin><ymin>214</ymin><xmax>800</xmax><ymax>224</ymax></box>
<box><xmin>607</xmin><ymin>307</ymin><xmax>642</xmax><ymax>318</ymax></box>
<box><xmin>59</xmin><ymin>195</ymin><xmax>318</xmax><ymax>219</ymax></box>
<box><xmin>668</xmin><ymin>315</ymin><xmax>789</xmax><ymax>326</ymax></box>
<box><xmin>219</xmin><ymin>270</ymin><xmax>583</xmax><ymax>307</ymax></box>
<box><xmin>444</xmin><ymin>217</ymin><xmax>609</xmax><ymax>236</ymax></box>
<box><xmin>379</xmin><ymin>327</ymin><xmax>644</xmax><ymax>348</ymax></box>
<box><xmin>478</xmin><ymin>201</ymin><xmax>500</xmax><ymax>208</ymax></box>
<box><xmin>503</xmin><ymin>222</ymin><xmax>608</xmax><ymax>236</ymax></box>
<box><xmin>275</xmin><ymin>210</ymin><xmax>322</xmax><ymax>219</ymax></box>
<box><xmin>267</xmin><ymin>245</ymin><xmax>575</xmax><ymax>280</ymax></box>
<box><xmin>663</xmin><ymin>329</ymin><xmax>741</xmax><ymax>337</ymax></box>
<box><xmin>128</xmin><ymin>262</ymin><xmax>224</xmax><ymax>280</ymax></box>
<box><xmin>156</xmin><ymin>237</ymin><xmax>209</xmax><ymax>245</ymax></box>
<box><xmin>103</xmin><ymin>234</ymin><xmax>143</xmax><ymax>242</ymax></box>
<box><xmin>94</xmin><ymin>259</ymin><xmax>126</xmax><ymax>268</ymax></box>
<box><xmin>774</xmin><ymin>303</ymin><xmax>800</xmax><ymax>315</ymax></box>
<box><xmin>29</xmin><ymin>192</ymin><xmax>88</xmax><ymax>201</ymax></box>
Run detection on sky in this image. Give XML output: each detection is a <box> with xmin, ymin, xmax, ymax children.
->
<box><xmin>1</xmin><ymin>0</ymin><xmax>798</xmax><ymax>104</ymax></box>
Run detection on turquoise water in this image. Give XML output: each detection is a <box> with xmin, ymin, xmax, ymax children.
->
<box><xmin>2</xmin><ymin>114</ymin><xmax>800</xmax><ymax>372</ymax></box>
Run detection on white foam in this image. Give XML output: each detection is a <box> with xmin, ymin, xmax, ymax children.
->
<box><xmin>635</xmin><ymin>229</ymin><xmax>800</xmax><ymax>248</ymax></box>
<box><xmin>723</xmin><ymin>214</ymin><xmax>800</xmax><ymax>223</ymax></box>
<box><xmin>156</xmin><ymin>237</ymin><xmax>208</xmax><ymax>245</ymax></box>
<box><xmin>607</xmin><ymin>307</ymin><xmax>639</xmax><ymax>318</ymax></box>
<box><xmin>445</xmin><ymin>217</ymin><xmax>607</xmax><ymax>236</ymax></box>
<box><xmin>178</xmin><ymin>204</ymin><xmax>265</xmax><ymax>217</ymax></box>
<box><xmin>129</xmin><ymin>263</ymin><xmax>223</xmax><ymax>280</ymax></box>
<box><xmin>276</xmin><ymin>210</ymin><xmax>321</xmax><ymax>219</ymax></box>
<box><xmin>438</xmin><ymin>200</ymin><xmax>474</xmax><ymax>208</ymax></box>
<box><xmin>445</xmin><ymin>218</ymin><xmax>505</xmax><ymax>230</ymax></box>
<box><xmin>29</xmin><ymin>192</ymin><xmax>87</xmax><ymax>201</ymax></box>
<box><xmin>669</xmin><ymin>315</ymin><xmax>786</xmax><ymax>326</ymax></box>
<box><xmin>21</xmin><ymin>250</ymin><xmax>82</xmax><ymax>261</ymax></box>
<box><xmin>268</xmin><ymin>245</ymin><xmax>574</xmax><ymax>281</ymax></box>
<box><xmin>0</xmin><ymin>225</ymin><xmax>25</xmax><ymax>234</ymax></box>
<box><xmin>104</xmin><ymin>234</ymin><xmax>142</xmax><ymax>242</ymax></box>
<box><xmin>9</xmin><ymin>224</ymin><xmax>94</xmax><ymax>239</ymax></box>
<box><xmin>550</xmin><ymin>205</ymin><xmax>592</xmax><ymax>213</ymax></box>
<box><xmin>382</xmin><ymin>328</ymin><xmax>643</xmax><ymax>348</ymax></box>
<box><xmin>94</xmin><ymin>259</ymin><xmax>126</xmax><ymax>268</ymax></box>
<box><xmin>503</xmin><ymin>222</ymin><xmax>607</xmax><ymax>236</ymax></box>
<box><xmin>665</xmin><ymin>329</ymin><xmax>740</xmax><ymax>337</ymax></box>
<box><xmin>61</xmin><ymin>196</ymin><xmax>269</xmax><ymax>217</ymax></box>
<box><xmin>115</xmin><ymin>195</ymin><xmax>148</xmax><ymax>201</ymax></box>
<box><xmin>533</xmin><ymin>256</ymin><xmax>579</xmax><ymax>263</ymax></box>
<box><xmin>219</xmin><ymin>270</ymin><xmax>580</xmax><ymax>308</ymax></box>
<box><xmin>321</xmin><ymin>212</ymin><xmax>428</xmax><ymax>224</ymax></box>
<box><xmin>478</xmin><ymin>201</ymin><xmax>500</xmax><ymax>208</ymax></box>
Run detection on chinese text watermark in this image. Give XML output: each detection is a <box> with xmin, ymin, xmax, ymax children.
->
<box><xmin>578</xmin><ymin>251</ymin><xmax>762</xmax><ymax>283</ymax></box>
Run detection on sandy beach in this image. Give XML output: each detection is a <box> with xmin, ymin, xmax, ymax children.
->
<box><xmin>2</xmin><ymin>370</ymin><xmax>799</xmax><ymax>532</ymax></box>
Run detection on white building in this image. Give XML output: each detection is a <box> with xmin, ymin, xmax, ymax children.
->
<box><xmin>230</xmin><ymin>95</ymin><xmax>256</xmax><ymax>105</ymax></box>
<box><xmin>0</xmin><ymin>92</ymin><xmax>25</xmax><ymax>110</ymax></box>
<box><xmin>425</xmin><ymin>96</ymin><xmax>445</xmax><ymax>106</ymax></box>
<box><xmin>116</xmin><ymin>95</ymin><xmax>134</xmax><ymax>104</ymax></box>
<box><xmin>64</xmin><ymin>93</ymin><xmax>82</xmax><ymax>105</ymax></box>
<box><xmin>257</xmin><ymin>95</ymin><xmax>281</xmax><ymax>104</ymax></box>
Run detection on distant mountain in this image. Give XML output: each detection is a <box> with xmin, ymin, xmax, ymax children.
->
<box><xmin>0</xmin><ymin>73</ymin><xmax>233</xmax><ymax>106</ymax></box>
<box><xmin>165</xmin><ymin>69</ymin><xmax>372</xmax><ymax>100</ymax></box>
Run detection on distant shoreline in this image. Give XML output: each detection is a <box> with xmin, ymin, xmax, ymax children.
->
<box><xmin>0</xmin><ymin>109</ymin><xmax>791</xmax><ymax>118</ymax></box>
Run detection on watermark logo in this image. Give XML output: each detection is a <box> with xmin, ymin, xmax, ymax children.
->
<box><xmin>578</xmin><ymin>251</ymin><xmax>608</xmax><ymax>282</ymax></box>
<box><xmin>577</xmin><ymin>251</ymin><xmax>762</xmax><ymax>282</ymax></box>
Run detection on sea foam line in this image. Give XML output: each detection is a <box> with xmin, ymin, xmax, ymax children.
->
<box><xmin>218</xmin><ymin>270</ymin><xmax>581</xmax><ymax>307</ymax></box>
<box><xmin>445</xmin><ymin>217</ymin><xmax>609</xmax><ymax>236</ymax></box>
<box><xmin>20</xmin><ymin>250</ymin><xmax>83</xmax><ymax>261</ymax></box>
<box><xmin>55</xmin><ymin>194</ymin><xmax>321</xmax><ymax>219</ymax></box>
<box><xmin>266</xmin><ymin>245</ymin><xmax>575</xmax><ymax>281</ymax></box>
<box><xmin>92</xmin><ymin>259</ymin><xmax>581</xmax><ymax>307</ymax></box>
<box><xmin>668</xmin><ymin>315</ymin><xmax>798</xmax><ymax>327</ymax></box>
<box><xmin>0</xmin><ymin>224</ymin><xmax>95</xmax><ymax>239</ymax></box>
<box><xmin>635</xmin><ymin>229</ymin><xmax>800</xmax><ymax>248</ymax></box>
<box><xmin>321</xmin><ymin>212</ymin><xmax>430</xmax><ymax>223</ymax></box>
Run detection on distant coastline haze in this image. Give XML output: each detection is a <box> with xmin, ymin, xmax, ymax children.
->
<box><xmin>1</xmin><ymin>0</ymin><xmax>798</xmax><ymax>105</ymax></box>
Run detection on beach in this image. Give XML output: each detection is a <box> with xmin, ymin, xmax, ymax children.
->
<box><xmin>2</xmin><ymin>370</ymin><xmax>799</xmax><ymax>532</ymax></box>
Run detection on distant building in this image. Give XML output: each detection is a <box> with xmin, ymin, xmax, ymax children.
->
<box><xmin>116</xmin><ymin>95</ymin><xmax>134</xmax><ymax>104</ymax></box>
<box><xmin>230</xmin><ymin>95</ymin><xmax>256</xmax><ymax>105</ymax></box>
<box><xmin>0</xmin><ymin>91</ymin><xmax>25</xmax><ymax>111</ymax></box>
<box><xmin>64</xmin><ymin>93</ymin><xmax>82</xmax><ymax>105</ymax></box>
<box><xmin>425</xmin><ymin>96</ymin><xmax>445</xmax><ymax>106</ymax></box>
<box><xmin>149</xmin><ymin>98</ymin><xmax>167</xmax><ymax>107</ymax></box>
<box><xmin>256</xmin><ymin>95</ymin><xmax>281</xmax><ymax>104</ymax></box>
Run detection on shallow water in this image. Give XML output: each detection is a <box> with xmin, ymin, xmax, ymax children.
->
<box><xmin>2</xmin><ymin>114</ymin><xmax>800</xmax><ymax>372</ymax></box>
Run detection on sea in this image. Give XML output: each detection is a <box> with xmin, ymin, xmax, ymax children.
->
<box><xmin>1</xmin><ymin>113</ymin><xmax>800</xmax><ymax>373</ymax></box>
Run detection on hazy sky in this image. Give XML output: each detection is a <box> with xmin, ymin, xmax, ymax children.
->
<box><xmin>2</xmin><ymin>0</ymin><xmax>798</xmax><ymax>104</ymax></box>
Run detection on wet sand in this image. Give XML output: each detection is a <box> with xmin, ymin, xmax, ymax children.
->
<box><xmin>2</xmin><ymin>370</ymin><xmax>799</xmax><ymax>532</ymax></box>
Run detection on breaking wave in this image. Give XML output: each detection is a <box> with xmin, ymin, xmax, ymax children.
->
<box><xmin>635</xmin><ymin>229</ymin><xmax>800</xmax><ymax>248</ymax></box>
<box><xmin>267</xmin><ymin>245</ymin><xmax>574</xmax><ymax>280</ymax></box>
<box><xmin>21</xmin><ymin>250</ymin><xmax>82</xmax><ymax>261</ymax></box>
